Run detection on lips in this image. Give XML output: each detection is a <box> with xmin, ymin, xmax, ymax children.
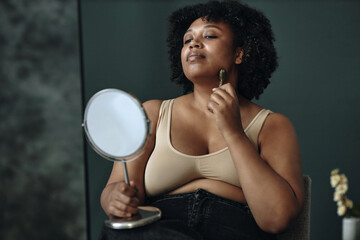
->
<box><xmin>187</xmin><ymin>52</ymin><xmax>205</xmax><ymax>62</ymax></box>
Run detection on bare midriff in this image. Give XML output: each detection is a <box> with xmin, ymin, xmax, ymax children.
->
<box><xmin>168</xmin><ymin>178</ymin><xmax>247</xmax><ymax>203</ymax></box>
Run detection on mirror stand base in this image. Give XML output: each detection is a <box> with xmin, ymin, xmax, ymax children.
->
<box><xmin>105</xmin><ymin>206</ymin><xmax>162</xmax><ymax>229</ymax></box>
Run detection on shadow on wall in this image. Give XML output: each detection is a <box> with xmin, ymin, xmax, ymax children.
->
<box><xmin>0</xmin><ymin>0</ymin><xmax>86</xmax><ymax>239</ymax></box>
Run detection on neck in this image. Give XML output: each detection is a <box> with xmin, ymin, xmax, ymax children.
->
<box><xmin>191</xmin><ymin>84</ymin><xmax>215</xmax><ymax>113</ymax></box>
<box><xmin>190</xmin><ymin>77</ymin><xmax>240</xmax><ymax>114</ymax></box>
<box><xmin>187</xmin><ymin>66</ymin><xmax>240</xmax><ymax>112</ymax></box>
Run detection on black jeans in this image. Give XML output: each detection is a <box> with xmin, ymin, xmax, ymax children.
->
<box><xmin>99</xmin><ymin>189</ymin><xmax>277</xmax><ymax>240</ymax></box>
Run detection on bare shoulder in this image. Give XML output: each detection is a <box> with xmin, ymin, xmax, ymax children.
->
<box><xmin>258</xmin><ymin>112</ymin><xmax>300</xmax><ymax>166</ymax></box>
<box><xmin>261</xmin><ymin>112</ymin><xmax>297</xmax><ymax>138</ymax></box>
<box><xmin>142</xmin><ymin>99</ymin><xmax>163</xmax><ymax>115</ymax></box>
<box><xmin>143</xmin><ymin>100</ymin><xmax>163</xmax><ymax>122</ymax></box>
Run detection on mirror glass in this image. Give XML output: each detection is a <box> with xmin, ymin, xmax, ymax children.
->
<box><xmin>84</xmin><ymin>89</ymin><xmax>149</xmax><ymax>160</ymax></box>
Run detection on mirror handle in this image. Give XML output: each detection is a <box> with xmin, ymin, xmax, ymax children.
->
<box><xmin>122</xmin><ymin>162</ymin><xmax>129</xmax><ymax>185</ymax></box>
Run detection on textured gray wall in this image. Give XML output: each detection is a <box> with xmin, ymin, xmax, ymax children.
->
<box><xmin>80</xmin><ymin>0</ymin><xmax>360</xmax><ymax>239</ymax></box>
<box><xmin>0</xmin><ymin>0</ymin><xmax>86</xmax><ymax>239</ymax></box>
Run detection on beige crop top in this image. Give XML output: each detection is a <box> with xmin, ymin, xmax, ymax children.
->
<box><xmin>144</xmin><ymin>99</ymin><xmax>272</xmax><ymax>197</ymax></box>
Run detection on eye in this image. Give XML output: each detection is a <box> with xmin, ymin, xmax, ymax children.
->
<box><xmin>184</xmin><ymin>38</ymin><xmax>192</xmax><ymax>44</ymax></box>
<box><xmin>204</xmin><ymin>35</ymin><xmax>218</xmax><ymax>39</ymax></box>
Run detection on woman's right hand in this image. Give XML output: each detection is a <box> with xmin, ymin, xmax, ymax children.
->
<box><xmin>100</xmin><ymin>100</ymin><xmax>162</xmax><ymax>218</ymax></box>
<box><xmin>102</xmin><ymin>180</ymin><xmax>140</xmax><ymax>218</ymax></box>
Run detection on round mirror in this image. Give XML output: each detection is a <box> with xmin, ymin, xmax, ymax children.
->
<box><xmin>83</xmin><ymin>89</ymin><xmax>151</xmax><ymax>162</ymax></box>
<box><xmin>82</xmin><ymin>88</ymin><xmax>161</xmax><ymax>229</ymax></box>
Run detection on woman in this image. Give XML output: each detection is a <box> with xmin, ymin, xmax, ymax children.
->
<box><xmin>100</xmin><ymin>1</ymin><xmax>304</xmax><ymax>239</ymax></box>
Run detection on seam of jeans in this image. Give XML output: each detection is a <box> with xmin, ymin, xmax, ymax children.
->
<box><xmin>187</xmin><ymin>193</ymin><xmax>193</xmax><ymax>227</ymax></box>
<box><xmin>189</xmin><ymin>191</ymin><xmax>203</xmax><ymax>228</ymax></box>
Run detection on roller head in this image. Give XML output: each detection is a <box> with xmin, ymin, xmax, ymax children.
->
<box><xmin>218</xmin><ymin>69</ymin><xmax>226</xmax><ymax>87</ymax></box>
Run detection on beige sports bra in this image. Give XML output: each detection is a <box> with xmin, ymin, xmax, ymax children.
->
<box><xmin>144</xmin><ymin>99</ymin><xmax>272</xmax><ymax>197</ymax></box>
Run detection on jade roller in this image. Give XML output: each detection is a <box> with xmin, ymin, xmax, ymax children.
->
<box><xmin>218</xmin><ymin>69</ymin><xmax>226</xmax><ymax>87</ymax></box>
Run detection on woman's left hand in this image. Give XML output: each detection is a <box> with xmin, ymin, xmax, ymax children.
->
<box><xmin>207</xmin><ymin>83</ymin><xmax>244</xmax><ymax>137</ymax></box>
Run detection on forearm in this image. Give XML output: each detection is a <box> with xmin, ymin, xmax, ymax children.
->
<box><xmin>226</xmin><ymin>131</ymin><xmax>301</xmax><ymax>233</ymax></box>
<box><xmin>100</xmin><ymin>182</ymin><xmax>116</xmax><ymax>216</ymax></box>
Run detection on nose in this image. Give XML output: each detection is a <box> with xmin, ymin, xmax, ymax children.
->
<box><xmin>190</xmin><ymin>38</ymin><xmax>202</xmax><ymax>49</ymax></box>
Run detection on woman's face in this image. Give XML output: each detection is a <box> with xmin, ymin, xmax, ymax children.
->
<box><xmin>181</xmin><ymin>18</ymin><xmax>242</xmax><ymax>85</ymax></box>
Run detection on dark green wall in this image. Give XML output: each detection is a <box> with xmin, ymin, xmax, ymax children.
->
<box><xmin>80</xmin><ymin>1</ymin><xmax>360</xmax><ymax>239</ymax></box>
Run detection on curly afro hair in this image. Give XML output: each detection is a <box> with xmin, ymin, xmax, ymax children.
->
<box><xmin>167</xmin><ymin>0</ymin><xmax>278</xmax><ymax>100</ymax></box>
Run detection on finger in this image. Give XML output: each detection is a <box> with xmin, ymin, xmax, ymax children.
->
<box><xmin>128</xmin><ymin>196</ymin><xmax>140</xmax><ymax>207</ymax></box>
<box><xmin>117</xmin><ymin>201</ymin><xmax>139</xmax><ymax>214</ymax></box>
<box><xmin>108</xmin><ymin>204</ymin><xmax>130</xmax><ymax>218</ymax></box>
<box><xmin>210</xmin><ymin>91</ymin><xmax>225</xmax><ymax>105</ymax></box>
<box><xmin>207</xmin><ymin>101</ymin><xmax>220</xmax><ymax>114</ymax></box>
<box><xmin>211</xmin><ymin>88</ymin><xmax>232</xmax><ymax>103</ymax></box>
<box><xmin>110</xmin><ymin>196</ymin><xmax>139</xmax><ymax>213</ymax></box>
<box><xmin>108</xmin><ymin>203</ymin><xmax>137</xmax><ymax>218</ymax></box>
<box><xmin>214</xmin><ymin>86</ymin><xmax>234</xmax><ymax>100</ymax></box>
<box><xmin>116</xmin><ymin>182</ymin><xmax>137</xmax><ymax>197</ymax></box>
<box><xmin>116</xmin><ymin>191</ymin><xmax>139</xmax><ymax>208</ymax></box>
<box><xmin>129</xmin><ymin>181</ymin><xmax>138</xmax><ymax>193</ymax></box>
<box><xmin>207</xmin><ymin>103</ymin><xmax>214</xmax><ymax>114</ymax></box>
<box><xmin>218</xmin><ymin>83</ymin><xmax>237</xmax><ymax>98</ymax></box>
<box><xmin>111</xmin><ymin>189</ymin><xmax>139</xmax><ymax>210</ymax></box>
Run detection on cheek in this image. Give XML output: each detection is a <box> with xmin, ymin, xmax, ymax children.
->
<box><xmin>218</xmin><ymin>47</ymin><xmax>236</xmax><ymax>66</ymax></box>
<box><xmin>181</xmin><ymin>50</ymin><xmax>185</xmax><ymax>61</ymax></box>
<box><xmin>208</xmin><ymin>42</ymin><xmax>233</xmax><ymax>61</ymax></box>
<box><xmin>180</xmin><ymin>48</ymin><xmax>186</xmax><ymax>65</ymax></box>
<box><xmin>209</xmin><ymin>51</ymin><xmax>233</xmax><ymax>69</ymax></box>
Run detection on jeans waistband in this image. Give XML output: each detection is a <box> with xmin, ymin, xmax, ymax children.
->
<box><xmin>146</xmin><ymin>188</ymin><xmax>249</xmax><ymax>210</ymax></box>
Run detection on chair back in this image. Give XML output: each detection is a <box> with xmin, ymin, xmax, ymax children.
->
<box><xmin>278</xmin><ymin>175</ymin><xmax>311</xmax><ymax>240</ymax></box>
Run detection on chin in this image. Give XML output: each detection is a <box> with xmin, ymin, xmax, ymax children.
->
<box><xmin>184</xmin><ymin>67</ymin><xmax>216</xmax><ymax>81</ymax></box>
<box><xmin>185</xmin><ymin>73</ymin><xmax>206</xmax><ymax>82</ymax></box>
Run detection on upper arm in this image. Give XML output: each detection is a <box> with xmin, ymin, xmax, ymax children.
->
<box><xmin>258</xmin><ymin>113</ymin><xmax>304</xmax><ymax>207</ymax></box>
<box><xmin>106</xmin><ymin>100</ymin><xmax>163</xmax><ymax>193</ymax></box>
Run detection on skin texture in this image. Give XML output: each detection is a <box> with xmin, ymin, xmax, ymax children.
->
<box><xmin>100</xmin><ymin>18</ymin><xmax>304</xmax><ymax>234</ymax></box>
